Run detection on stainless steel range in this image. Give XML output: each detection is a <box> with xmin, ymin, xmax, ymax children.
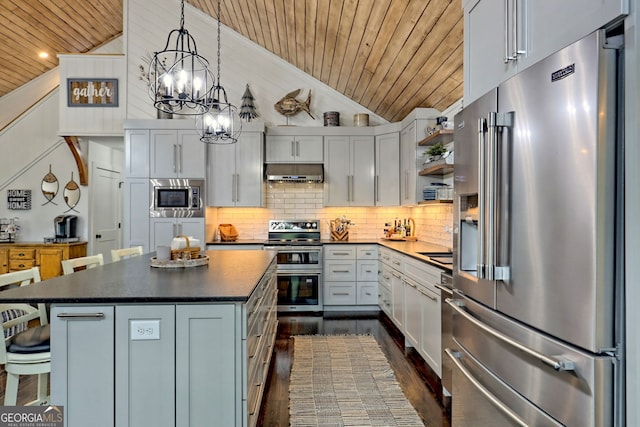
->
<box><xmin>264</xmin><ymin>219</ymin><xmax>323</xmax><ymax>312</ymax></box>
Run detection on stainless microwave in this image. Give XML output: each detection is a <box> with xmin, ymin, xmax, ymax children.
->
<box><xmin>150</xmin><ymin>178</ymin><xmax>204</xmax><ymax>218</ymax></box>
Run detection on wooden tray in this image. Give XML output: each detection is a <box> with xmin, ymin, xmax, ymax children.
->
<box><xmin>150</xmin><ymin>255</ymin><xmax>209</xmax><ymax>268</ymax></box>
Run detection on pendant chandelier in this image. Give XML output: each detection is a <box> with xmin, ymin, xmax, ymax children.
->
<box><xmin>148</xmin><ymin>0</ymin><xmax>214</xmax><ymax>116</ymax></box>
<box><xmin>197</xmin><ymin>0</ymin><xmax>241</xmax><ymax>144</ymax></box>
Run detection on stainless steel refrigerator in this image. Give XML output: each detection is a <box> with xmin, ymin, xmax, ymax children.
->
<box><xmin>449</xmin><ymin>29</ymin><xmax>624</xmax><ymax>426</ymax></box>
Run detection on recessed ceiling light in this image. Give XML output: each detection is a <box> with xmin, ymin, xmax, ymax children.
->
<box><xmin>38</xmin><ymin>52</ymin><xmax>49</xmax><ymax>59</ymax></box>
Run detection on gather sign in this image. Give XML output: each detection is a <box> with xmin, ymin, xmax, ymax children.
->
<box><xmin>67</xmin><ymin>78</ymin><xmax>118</xmax><ymax>107</ymax></box>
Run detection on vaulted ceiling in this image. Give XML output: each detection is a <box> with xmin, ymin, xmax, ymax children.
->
<box><xmin>0</xmin><ymin>0</ymin><xmax>463</xmax><ymax>122</ymax></box>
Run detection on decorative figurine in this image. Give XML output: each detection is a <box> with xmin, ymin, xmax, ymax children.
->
<box><xmin>274</xmin><ymin>89</ymin><xmax>314</xmax><ymax>119</ymax></box>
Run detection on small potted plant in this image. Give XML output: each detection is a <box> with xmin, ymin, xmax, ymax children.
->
<box><xmin>424</xmin><ymin>142</ymin><xmax>447</xmax><ymax>163</ymax></box>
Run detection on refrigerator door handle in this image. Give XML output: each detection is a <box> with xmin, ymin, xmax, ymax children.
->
<box><xmin>446</xmin><ymin>298</ymin><xmax>576</xmax><ymax>372</ymax></box>
<box><xmin>477</xmin><ymin>118</ymin><xmax>487</xmax><ymax>279</ymax></box>
<box><xmin>487</xmin><ymin>112</ymin><xmax>513</xmax><ymax>281</ymax></box>
<box><xmin>445</xmin><ymin>348</ymin><xmax>528</xmax><ymax>427</ymax></box>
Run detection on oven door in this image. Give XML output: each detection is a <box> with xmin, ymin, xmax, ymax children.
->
<box><xmin>275</xmin><ymin>270</ymin><xmax>323</xmax><ymax>312</ymax></box>
<box><xmin>266</xmin><ymin>246</ymin><xmax>321</xmax><ymax>268</ymax></box>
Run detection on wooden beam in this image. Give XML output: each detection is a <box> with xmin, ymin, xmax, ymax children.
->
<box><xmin>63</xmin><ymin>136</ymin><xmax>89</xmax><ymax>186</ymax></box>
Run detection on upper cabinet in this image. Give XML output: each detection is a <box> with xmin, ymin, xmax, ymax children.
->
<box><xmin>124</xmin><ymin>120</ymin><xmax>206</xmax><ymax>179</ymax></box>
<box><xmin>265</xmin><ymin>135</ymin><xmax>323</xmax><ymax>163</ymax></box>
<box><xmin>150</xmin><ymin>129</ymin><xmax>206</xmax><ymax>178</ymax></box>
<box><xmin>207</xmin><ymin>123</ymin><xmax>264</xmax><ymax>207</ymax></box>
<box><xmin>324</xmin><ymin>135</ymin><xmax>375</xmax><ymax>206</ymax></box>
<box><xmin>463</xmin><ymin>0</ymin><xmax>628</xmax><ymax>103</ymax></box>
<box><xmin>375</xmin><ymin>130</ymin><xmax>401</xmax><ymax>207</ymax></box>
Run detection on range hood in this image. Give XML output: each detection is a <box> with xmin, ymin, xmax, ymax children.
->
<box><xmin>265</xmin><ymin>163</ymin><xmax>324</xmax><ymax>183</ymax></box>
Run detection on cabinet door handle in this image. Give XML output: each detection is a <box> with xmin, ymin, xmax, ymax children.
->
<box><xmin>178</xmin><ymin>144</ymin><xmax>183</xmax><ymax>174</ymax></box>
<box><xmin>291</xmin><ymin>140</ymin><xmax>295</xmax><ymax>157</ymax></box>
<box><xmin>173</xmin><ymin>144</ymin><xmax>178</xmax><ymax>173</ymax></box>
<box><xmin>375</xmin><ymin>175</ymin><xmax>379</xmax><ymax>202</ymax></box>
<box><xmin>57</xmin><ymin>312</ymin><xmax>105</xmax><ymax>319</ymax></box>
<box><xmin>296</xmin><ymin>140</ymin><xmax>300</xmax><ymax>157</ymax></box>
<box><xmin>418</xmin><ymin>288</ymin><xmax>437</xmax><ymax>301</ymax></box>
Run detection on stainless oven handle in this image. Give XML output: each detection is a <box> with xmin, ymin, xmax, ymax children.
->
<box><xmin>276</xmin><ymin>270</ymin><xmax>322</xmax><ymax>275</ymax></box>
<box><xmin>446</xmin><ymin>299</ymin><xmax>576</xmax><ymax>372</ymax></box>
<box><xmin>445</xmin><ymin>348</ymin><xmax>528</xmax><ymax>427</ymax></box>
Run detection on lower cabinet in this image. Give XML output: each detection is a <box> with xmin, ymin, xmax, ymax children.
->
<box><xmin>149</xmin><ymin>217</ymin><xmax>205</xmax><ymax>252</ymax></box>
<box><xmin>323</xmin><ymin>244</ymin><xmax>378</xmax><ymax>309</ymax></box>
<box><xmin>378</xmin><ymin>246</ymin><xmax>443</xmax><ymax>377</ymax></box>
<box><xmin>51</xmin><ymin>306</ymin><xmax>115</xmax><ymax>427</ymax></box>
<box><xmin>51</xmin><ymin>270</ymin><xmax>277</xmax><ymax>427</ymax></box>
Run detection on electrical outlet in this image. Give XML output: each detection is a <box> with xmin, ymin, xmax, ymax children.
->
<box><xmin>130</xmin><ymin>319</ymin><xmax>160</xmax><ymax>340</ymax></box>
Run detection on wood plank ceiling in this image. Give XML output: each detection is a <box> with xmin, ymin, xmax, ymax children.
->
<box><xmin>0</xmin><ymin>0</ymin><xmax>463</xmax><ymax>122</ymax></box>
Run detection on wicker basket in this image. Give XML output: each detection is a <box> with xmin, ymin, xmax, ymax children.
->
<box><xmin>170</xmin><ymin>236</ymin><xmax>201</xmax><ymax>260</ymax></box>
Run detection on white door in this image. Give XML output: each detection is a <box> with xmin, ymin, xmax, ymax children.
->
<box><xmin>92</xmin><ymin>163</ymin><xmax>121</xmax><ymax>261</ymax></box>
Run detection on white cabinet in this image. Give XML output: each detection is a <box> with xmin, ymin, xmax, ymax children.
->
<box><xmin>400</xmin><ymin>122</ymin><xmax>417</xmax><ymax>206</ymax></box>
<box><xmin>404</xmin><ymin>256</ymin><xmax>443</xmax><ymax>376</ymax></box>
<box><xmin>51</xmin><ymin>305</ymin><xmax>115</xmax><ymax>427</ymax></box>
<box><xmin>115</xmin><ymin>305</ymin><xmax>176</xmax><ymax>427</ymax></box>
<box><xmin>379</xmin><ymin>247</ymin><xmax>405</xmax><ymax>329</ymax></box>
<box><xmin>324</xmin><ymin>244</ymin><xmax>378</xmax><ymax>307</ymax></box>
<box><xmin>265</xmin><ymin>135</ymin><xmax>323</xmax><ymax>163</ymax></box>
<box><xmin>378</xmin><ymin>246</ymin><xmax>444</xmax><ymax>376</ymax></box>
<box><xmin>150</xmin><ymin>217</ymin><xmax>205</xmax><ymax>252</ymax></box>
<box><xmin>150</xmin><ymin>129</ymin><xmax>206</xmax><ymax>178</ymax></box>
<box><xmin>378</xmin><ymin>263</ymin><xmax>393</xmax><ymax>317</ymax></box>
<box><xmin>123</xmin><ymin>178</ymin><xmax>150</xmax><ymax>253</ymax></box>
<box><xmin>176</xmin><ymin>304</ymin><xmax>239</xmax><ymax>427</ymax></box>
<box><xmin>324</xmin><ymin>135</ymin><xmax>375</xmax><ymax>206</ymax></box>
<box><xmin>208</xmin><ymin>130</ymin><xmax>264</xmax><ymax>207</ymax></box>
<box><xmin>463</xmin><ymin>0</ymin><xmax>628</xmax><ymax>103</ymax></box>
<box><xmin>50</xmin><ymin>267</ymin><xmax>277</xmax><ymax>427</ymax></box>
<box><xmin>125</xmin><ymin>129</ymin><xmax>150</xmax><ymax>178</ymax></box>
<box><xmin>375</xmin><ymin>131</ymin><xmax>400</xmax><ymax>206</ymax></box>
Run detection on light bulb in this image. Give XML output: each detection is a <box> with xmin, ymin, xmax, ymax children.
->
<box><xmin>162</xmin><ymin>74</ymin><xmax>173</xmax><ymax>96</ymax></box>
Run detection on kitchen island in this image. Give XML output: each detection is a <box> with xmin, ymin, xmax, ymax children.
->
<box><xmin>0</xmin><ymin>250</ymin><xmax>277</xmax><ymax>427</ymax></box>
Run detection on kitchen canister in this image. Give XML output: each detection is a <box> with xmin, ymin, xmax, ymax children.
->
<box><xmin>323</xmin><ymin>111</ymin><xmax>340</xmax><ymax>126</ymax></box>
<box><xmin>353</xmin><ymin>113</ymin><xmax>369</xmax><ymax>127</ymax></box>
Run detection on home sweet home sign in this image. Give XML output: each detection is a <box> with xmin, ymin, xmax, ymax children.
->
<box><xmin>67</xmin><ymin>78</ymin><xmax>118</xmax><ymax>107</ymax></box>
<box><xmin>7</xmin><ymin>189</ymin><xmax>31</xmax><ymax>210</ymax></box>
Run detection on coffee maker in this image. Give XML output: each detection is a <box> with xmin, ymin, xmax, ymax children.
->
<box><xmin>54</xmin><ymin>215</ymin><xmax>77</xmax><ymax>239</ymax></box>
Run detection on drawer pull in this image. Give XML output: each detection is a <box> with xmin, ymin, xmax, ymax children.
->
<box><xmin>332</xmin><ymin>269</ymin><xmax>350</xmax><ymax>273</ymax></box>
<box><xmin>57</xmin><ymin>312</ymin><xmax>105</xmax><ymax>319</ymax></box>
<box><xmin>333</xmin><ymin>292</ymin><xmax>350</xmax><ymax>296</ymax></box>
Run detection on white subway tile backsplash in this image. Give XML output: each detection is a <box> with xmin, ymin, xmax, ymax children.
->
<box><xmin>210</xmin><ymin>185</ymin><xmax>452</xmax><ymax>247</ymax></box>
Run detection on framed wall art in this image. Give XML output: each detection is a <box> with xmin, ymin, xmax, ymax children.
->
<box><xmin>67</xmin><ymin>78</ymin><xmax>118</xmax><ymax>107</ymax></box>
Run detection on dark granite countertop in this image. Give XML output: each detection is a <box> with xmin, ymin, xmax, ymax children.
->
<box><xmin>0</xmin><ymin>250</ymin><xmax>276</xmax><ymax>304</ymax></box>
<box><xmin>206</xmin><ymin>238</ymin><xmax>452</xmax><ymax>271</ymax></box>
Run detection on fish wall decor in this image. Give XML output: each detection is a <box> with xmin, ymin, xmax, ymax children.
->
<box><xmin>274</xmin><ymin>89</ymin><xmax>315</xmax><ymax>119</ymax></box>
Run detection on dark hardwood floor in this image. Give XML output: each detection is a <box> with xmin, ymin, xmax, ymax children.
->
<box><xmin>0</xmin><ymin>312</ymin><xmax>451</xmax><ymax>427</ymax></box>
<box><xmin>258</xmin><ymin>311</ymin><xmax>452</xmax><ymax>427</ymax></box>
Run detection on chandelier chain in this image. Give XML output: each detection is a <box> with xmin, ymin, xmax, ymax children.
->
<box><xmin>180</xmin><ymin>0</ymin><xmax>185</xmax><ymax>30</ymax></box>
<box><xmin>216</xmin><ymin>0</ymin><xmax>221</xmax><ymax>84</ymax></box>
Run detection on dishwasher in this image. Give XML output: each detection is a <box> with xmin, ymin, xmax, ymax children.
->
<box><xmin>436</xmin><ymin>271</ymin><xmax>453</xmax><ymax>412</ymax></box>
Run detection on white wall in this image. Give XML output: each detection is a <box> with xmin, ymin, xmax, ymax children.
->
<box><xmin>0</xmin><ymin>90</ymin><xmax>88</xmax><ymax>241</ymax></box>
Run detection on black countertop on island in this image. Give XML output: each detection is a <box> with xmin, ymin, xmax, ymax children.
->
<box><xmin>0</xmin><ymin>250</ymin><xmax>276</xmax><ymax>304</ymax></box>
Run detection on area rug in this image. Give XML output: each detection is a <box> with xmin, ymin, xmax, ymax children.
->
<box><xmin>289</xmin><ymin>335</ymin><xmax>424</xmax><ymax>426</ymax></box>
